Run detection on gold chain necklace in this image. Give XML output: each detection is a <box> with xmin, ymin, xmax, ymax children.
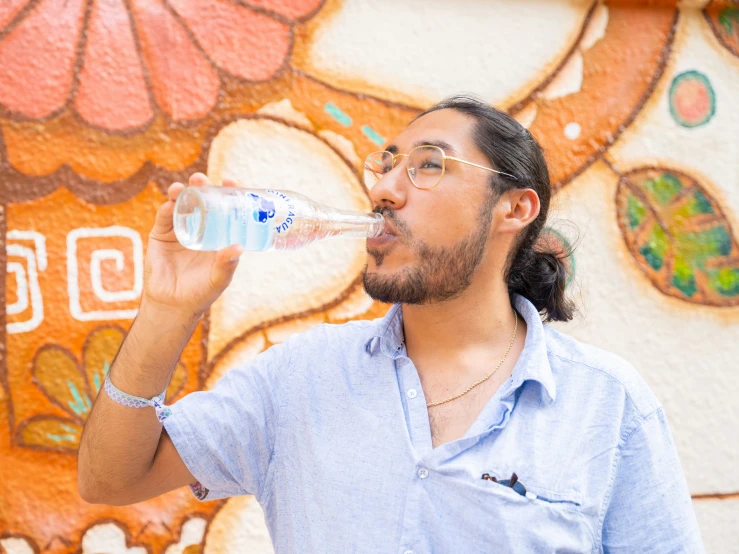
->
<box><xmin>426</xmin><ymin>312</ymin><xmax>518</xmax><ymax>408</ymax></box>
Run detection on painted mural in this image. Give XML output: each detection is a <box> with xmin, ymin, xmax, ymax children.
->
<box><xmin>2</xmin><ymin>0</ymin><xmax>738</xmax><ymax>552</ymax></box>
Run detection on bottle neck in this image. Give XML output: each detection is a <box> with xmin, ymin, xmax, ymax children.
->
<box><xmin>319</xmin><ymin>207</ymin><xmax>385</xmax><ymax>238</ymax></box>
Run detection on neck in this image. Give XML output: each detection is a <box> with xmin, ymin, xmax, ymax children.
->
<box><xmin>401</xmin><ymin>276</ymin><xmax>519</xmax><ymax>362</ymax></box>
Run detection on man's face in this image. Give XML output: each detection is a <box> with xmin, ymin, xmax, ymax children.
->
<box><xmin>363</xmin><ymin>109</ymin><xmax>499</xmax><ymax>305</ymax></box>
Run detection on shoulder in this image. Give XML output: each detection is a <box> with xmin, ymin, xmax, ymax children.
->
<box><xmin>273</xmin><ymin>316</ymin><xmax>386</xmax><ymax>375</ymax></box>
<box><xmin>285</xmin><ymin>318</ymin><xmax>380</xmax><ymax>353</ymax></box>
<box><xmin>225</xmin><ymin>317</ymin><xmax>378</xmax><ymax>381</ymax></box>
<box><xmin>542</xmin><ymin>325</ymin><xmax>661</xmax><ymax>430</ymax></box>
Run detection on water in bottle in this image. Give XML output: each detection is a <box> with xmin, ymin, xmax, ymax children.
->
<box><xmin>173</xmin><ymin>185</ymin><xmax>385</xmax><ymax>251</ymax></box>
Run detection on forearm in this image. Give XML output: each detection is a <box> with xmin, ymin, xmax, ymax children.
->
<box><xmin>78</xmin><ymin>301</ymin><xmax>200</xmax><ymax>502</ymax></box>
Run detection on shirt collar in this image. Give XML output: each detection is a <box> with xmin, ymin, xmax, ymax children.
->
<box><xmin>510</xmin><ymin>294</ymin><xmax>557</xmax><ymax>404</ymax></box>
<box><xmin>364</xmin><ymin>294</ymin><xmax>556</xmax><ymax>404</ymax></box>
<box><xmin>365</xmin><ymin>304</ymin><xmax>405</xmax><ymax>358</ymax></box>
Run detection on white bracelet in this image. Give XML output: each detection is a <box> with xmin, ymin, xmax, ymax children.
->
<box><xmin>103</xmin><ymin>373</ymin><xmax>172</xmax><ymax>422</ymax></box>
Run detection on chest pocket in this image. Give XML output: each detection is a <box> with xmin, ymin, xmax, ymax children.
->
<box><xmin>481</xmin><ymin>470</ymin><xmax>582</xmax><ymax>508</ymax></box>
<box><xmin>456</xmin><ymin>467</ymin><xmax>596</xmax><ymax>552</ymax></box>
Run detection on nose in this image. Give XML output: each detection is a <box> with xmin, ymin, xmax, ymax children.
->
<box><xmin>369</xmin><ymin>158</ymin><xmax>409</xmax><ymax>210</ymax></box>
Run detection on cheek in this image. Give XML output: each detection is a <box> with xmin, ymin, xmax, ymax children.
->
<box><xmin>407</xmin><ymin>200</ymin><xmax>477</xmax><ymax>248</ymax></box>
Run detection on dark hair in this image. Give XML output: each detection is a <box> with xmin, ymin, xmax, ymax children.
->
<box><xmin>416</xmin><ymin>94</ymin><xmax>575</xmax><ymax>322</ymax></box>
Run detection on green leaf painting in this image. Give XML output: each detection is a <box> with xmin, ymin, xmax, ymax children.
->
<box><xmin>718</xmin><ymin>6</ymin><xmax>739</xmax><ymax>35</ymax></box>
<box><xmin>616</xmin><ymin>168</ymin><xmax>739</xmax><ymax>306</ymax></box>
<box><xmin>705</xmin><ymin>2</ymin><xmax>739</xmax><ymax>58</ymax></box>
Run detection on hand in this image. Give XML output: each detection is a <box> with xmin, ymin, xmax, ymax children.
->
<box><xmin>141</xmin><ymin>173</ymin><xmax>244</xmax><ymax>320</ymax></box>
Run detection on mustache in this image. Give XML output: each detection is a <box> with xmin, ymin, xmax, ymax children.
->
<box><xmin>372</xmin><ymin>206</ymin><xmax>412</xmax><ymax>239</ymax></box>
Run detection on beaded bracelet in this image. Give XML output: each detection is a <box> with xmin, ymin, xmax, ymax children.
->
<box><xmin>103</xmin><ymin>373</ymin><xmax>172</xmax><ymax>422</ymax></box>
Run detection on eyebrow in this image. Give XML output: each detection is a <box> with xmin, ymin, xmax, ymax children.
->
<box><xmin>385</xmin><ymin>140</ymin><xmax>458</xmax><ymax>156</ymax></box>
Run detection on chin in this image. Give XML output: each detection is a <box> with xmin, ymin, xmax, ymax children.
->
<box><xmin>365</xmin><ymin>254</ymin><xmax>399</xmax><ymax>276</ymax></box>
<box><xmin>365</xmin><ymin>242</ymin><xmax>409</xmax><ymax>269</ymax></box>
<box><xmin>362</xmin><ymin>265</ymin><xmax>429</xmax><ymax>306</ymax></box>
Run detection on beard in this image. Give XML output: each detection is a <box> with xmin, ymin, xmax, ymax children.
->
<box><xmin>363</xmin><ymin>193</ymin><xmax>495</xmax><ymax>305</ymax></box>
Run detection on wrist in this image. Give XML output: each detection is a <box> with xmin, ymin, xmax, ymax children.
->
<box><xmin>110</xmin><ymin>300</ymin><xmax>199</xmax><ymax>399</ymax></box>
<box><xmin>139</xmin><ymin>296</ymin><xmax>204</xmax><ymax>327</ymax></box>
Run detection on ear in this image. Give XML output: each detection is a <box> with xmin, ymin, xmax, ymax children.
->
<box><xmin>497</xmin><ymin>188</ymin><xmax>540</xmax><ymax>235</ymax></box>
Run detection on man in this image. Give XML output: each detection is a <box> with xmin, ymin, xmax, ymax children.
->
<box><xmin>78</xmin><ymin>96</ymin><xmax>704</xmax><ymax>553</ymax></box>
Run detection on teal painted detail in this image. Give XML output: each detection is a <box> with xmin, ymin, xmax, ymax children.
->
<box><xmin>60</xmin><ymin>424</ymin><xmax>78</xmax><ymax>434</ymax></box>
<box><xmin>542</xmin><ymin>228</ymin><xmax>576</xmax><ymax>287</ymax></box>
<box><xmin>362</xmin><ymin>125</ymin><xmax>385</xmax><ymax>146</ymax></box>
<box><xmin>640</xmin><ymin>245</ymin><xmax>663</xmax><ymax>271</ymax></box>
<box><xmin>92</xmin><ymin>360</ymin><xmax>110</xmax><ymax>394</ymax></box>
<box><xmin>677</xmin><ymin>226</ymin><xmax>732</xmax><ymax>267</ymax></box>
<box><xmin>672</xmin><ymin>257</ymin><xmax>697</xmax><ymax>297</ymax></box>
<box><xmin>645</xmin><ymin>173</ymin><xmax>682</xmax><ymax>205</ymax></box>
<box><xmin>668</xmin><ymin>70</ymin><xmax>716</xmax><ymax>128</ymax></box>
<box><xmin>672</xmin><ymin>274</ymin><xmax>697</xmax><ymax>297</ymax></box>
<box><xmin>692</xmin><ymin>189</ymin><xmax>714</xmax><ymax>215</ymax></box>
<box><xmin>67</xmin><ymin>400</ymin><xmax>85</xmax><ymax>416</ymax></box>
<box><xmin>640</xmin><ymin>225</ymin><xmax>668</xmax><ymax>271</ymax></box>
<box><xmin>47</xmin><ymin>433</ymin><xmax>77</xmax><ymax>443</ymax></box>
<box><xmin>67</xmin><ymin>380</ymin><xmax>90</xmax><ymax>416</ymax></box>
<box><xmin>324</xmin><ymin>103</ymin><xmax>352</xmax><ymax>127</ymax></box>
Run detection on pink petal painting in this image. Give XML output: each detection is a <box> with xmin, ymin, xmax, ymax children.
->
<box><xmin>75</xmin><ymin>0</ymin><xmax>154</xmax><ymax>131</ymax></box>
<box><xmin>168</xmin><ymin>0</ymin><xmax>291</xmax><ymax>81</ymax></box>
<box><xmin>130</xmin><ymin>0</ymin><xmax>221</xmax><ymax>122</ymax></box>
<box><xmin>0</xmin><ymin>0</ymin><xmax>314</xmax><ymax>131</ymax></box>
<box><xmin>0</xmin><ymin>0</ymin><xmax>85</xmax><ymax>119</ymax></box>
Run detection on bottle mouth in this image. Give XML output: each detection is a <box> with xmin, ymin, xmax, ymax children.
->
<box><xmin>173</xmin><ymin>187</ymin><xmax>206</xmax><ymax>248</ymax></box>
<box><xmin>370</xmin><ymin>213</ymin><xmax>386</xmax><ymax>238</ymax></box>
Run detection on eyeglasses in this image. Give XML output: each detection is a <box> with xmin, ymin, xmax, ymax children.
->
<box><xmin>363</xmin><ymin>145</ymin><xmax>518</xmax><ymax>191</ymax></box>
<box><xmin>482</xmin><ymin>472</ymin><xmax>527</xmax><ymax>497</ymax></box>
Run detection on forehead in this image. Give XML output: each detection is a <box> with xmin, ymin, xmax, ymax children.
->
<box><xmin>387</xmin><ymin>109</ymin><xmax>477</xmax><ymax>155</ymax></box>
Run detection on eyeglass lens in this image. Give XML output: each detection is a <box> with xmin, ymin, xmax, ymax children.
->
<box><xmin>363</xmin><ymin>146</ymin><xmax>445</xmax><ymax>190</ymax></box>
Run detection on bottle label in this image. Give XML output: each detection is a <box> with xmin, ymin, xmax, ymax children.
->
<box><xmin>266</xmin><ymin>190</ymin><xmax>297</xmax><ymax>235</ymax></box>
<box><xmin>235</xmin><ymin>190</ymin><xmax>295</xmax><ymax>250</ymax></box>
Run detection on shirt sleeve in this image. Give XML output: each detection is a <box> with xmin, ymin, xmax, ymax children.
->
<box><xmin>601</xmin><ymin>408</ymin><xmax>705</xmax><ymax>553</ymax></box>
<box><xmin>162</xmin><ymin>339</ymin><xmax>292</xmax><ymax>503</ymax></box>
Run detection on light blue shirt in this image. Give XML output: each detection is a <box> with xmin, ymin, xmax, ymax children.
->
<box><xmin>163</xmin><ymin>294</ymin><xmax>704</xmax><ymax>553</ymax></box>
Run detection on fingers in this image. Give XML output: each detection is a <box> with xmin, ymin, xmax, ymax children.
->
<box><xmin>219</xmin><ymin>243</ymin><xmax>244</xmax><ymax>262</ymax></box>
<box><xmin>154</xmin><ymin>181</ymin><xmax>187</xmax><ymax>236</ymax></box>
<box><xmin>210</xmin><ymin>244</ymin><xmax>244</xmax><ymax>291</ymax></box>
<box><xmin>152</xmin><ymin>196</ymin><xmax>176</xmax><ymax>236</ymax></box>
<box><xmin>168</xmin><ymin>182</ymin><xmax>185</xmax><ymax>202</ymax></box>
<box><xmin>189</xmin><ymin>172</ymin><xmax>211</xmax><ymax>187</ymax></box>
<box><xmin>222</xmin><ymin>177</ymin><xmax>245</xmax><ymax>188</ymax></box>
<box><xmin>188</xmin><ymin>172</ymin><xmax>241</xmax><ymax>189</ymax></box>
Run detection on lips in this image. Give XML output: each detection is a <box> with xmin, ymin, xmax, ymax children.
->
<box><xmin>367</xmin><ymin>232</ymin><xmax>396</xmax><ymax>248</ymax></box>
<box><xmin>381</xmin><ymin>218</ymin><xmax>398</xmax><ymax>237</ymax></box>
<box><xmin>367</xmin><ymin>213</ymin><xmax>399</xmax><ymax>248</ymax></box>
<box><xmin>367</xmin><ymin>219</ymin><xmax>396</xmax><ymax>246</ymax></box>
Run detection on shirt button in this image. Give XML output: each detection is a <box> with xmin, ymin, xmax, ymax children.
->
<box><xmin>417</xmin><ymin>467</ymin><xmax>429</xmax><ymax>479</ymax></box>
<box><xmin>407</xmin><ymin>388</ymin><xmax>417</xmax><ymax>399</ymax></box>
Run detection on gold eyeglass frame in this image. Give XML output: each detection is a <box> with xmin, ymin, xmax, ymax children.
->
<box><xmin>364</xmin><ymin>145</ymin><xmax>519</xmax><ymax>190</ymax></box>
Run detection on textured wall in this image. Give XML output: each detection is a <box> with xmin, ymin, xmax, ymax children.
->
<box><xmin>2</xmin><ymin>0</ymin><xmax>738</xmax><ymax>552</ymax></box>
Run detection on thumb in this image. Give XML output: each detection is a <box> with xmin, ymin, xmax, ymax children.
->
<box><xmin>210</xmin><ymin>244</ymin><xmax>244</xmax><ymax>291</ymax></box>
<box><xmin>222</xmin><ymin>177</ymin><xmax>245</xmax><ymax>188</ymax></box>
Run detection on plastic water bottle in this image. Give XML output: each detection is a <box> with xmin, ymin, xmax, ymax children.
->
<box><xmin>173</xmin><ymin>185</ymin><xmax>385</xmax><ymax>251</ymax></box>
